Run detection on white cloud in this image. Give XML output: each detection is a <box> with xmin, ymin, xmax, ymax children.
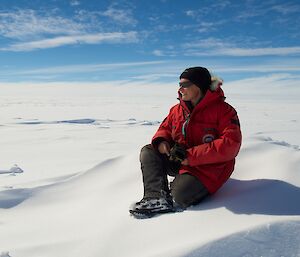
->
<box><xmin>183</xmin><ymin>38</ymin><xmax>300</xmax><ymax>57</ymax></box>
<box><xmin>0</xmin><ymin>8</ymin><xmax>138</xmax><ymax>51</ymax></box>
<box><xmin>216</xmin><ymin>46</ymin><xmax>300</xmax><ymax>56</ymax></box>
<box><xmin>197</xmin><ymin>22</ymin><xmax>218</xmax><ymax>32</ymax></box>
<box><xmin>213</xmin><ymin>65</ymin><xmax>300</xmax><ymax>73</ymax></box>
<box><xmin>15</xmin><ymin>61</ymin><xmax>167</xmax><ymax>75</ymax></box>
<box><xmin>189</xmin><ymin>46</ymin><xmax>300</xmax><ymax>57</ymax></box>
<box><xmin>152</xmin><ymin>50</ymin><xmax>165</xmax><ymax>56</ymax></box>
<box><xmin>185</xmin><ymin>10</ymin><xmax>197</xmax><ymax>18</ymax></box>
<box><xmin>2</xmin><ymin>58</ymin><xmax>300</xmax><ymax>84</ymax></box>
<box><xmin>183</xmin><ymin>37</ymin><xmax>232</xmax><ymax>49</ymax></box>
<box><xmin>236</xmin><ymin>2</ymin><xmax>300</xmax><ymax>21</ymax></box>
<box><xmin>70</xmin><ymin>0</ymin><xmax>80</xmax><ymax>6</ymax></box>
<box><xmin>0</xmin><ymin>32</ymin><xmax>138</xmax><ymax>52</ymax></box>
<box><xmin>0</xmin><ymin>9</ymin><xmax>84</xmax><ymax>39</ymax></box>
<box><xmin>184</xmin><ymin>9</ymin><xmax>227</xmax><ymax>33</ymax></box>
<box><xmin>271</xmin><ymin>4</ymin><xmax>300</xmax><ymax>15</ymax></box>
<box><xmin>212</xmin><ymin>0</ymin><xmax>231</xmax><ymax>9</ymax></box>
<box><xmin>152</xmin><ymin>48</ymin><xmax>178</xmax><ymax>57</ymax></box>
<box><xmin>185</xmin><ymin>1</ymin><xmax>231</xmax><ymax>19</ymax></box>
<box><xmin>101</xmin><ymin>7</ymin><xmax>137</xmax><ymax>26</ymax></box>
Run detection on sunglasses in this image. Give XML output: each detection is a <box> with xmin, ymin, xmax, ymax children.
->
<box><xmin>179</xmin><ymin>81</ymin><xmax>193</xmax><ymax>88</ymax></box>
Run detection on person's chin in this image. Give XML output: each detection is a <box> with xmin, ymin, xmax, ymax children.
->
<box><xmin>181</xmin><ymin>95</ymin><xmax>189</xmax><ymax>101</ymax></box>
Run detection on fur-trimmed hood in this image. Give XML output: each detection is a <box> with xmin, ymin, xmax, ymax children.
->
<box><xmin>209</xmin><ymin>75</ymin><xmax>223</xmax><ymax>92</ymax></box>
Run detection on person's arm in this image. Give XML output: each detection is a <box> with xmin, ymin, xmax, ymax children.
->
<box><xmin>152</xmin><ymin>106</ymin><xmax>175</xmax><ymax>151</ymax></box>
<box><xmin>186</xmin><ymin>103</ymin><xmax>242</xmax><ymax>166</ymax></box>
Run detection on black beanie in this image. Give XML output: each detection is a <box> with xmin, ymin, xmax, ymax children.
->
<box><xmin>180</xmin><ymin>67</ymin><xmax>211</xmax><ymax>93</ymax></box>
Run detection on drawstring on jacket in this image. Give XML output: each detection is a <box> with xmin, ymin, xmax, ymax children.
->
<box><xmin>182</xmin><ymin>112</ymin><xmax>190</xmax><ymax>139</ymax></box>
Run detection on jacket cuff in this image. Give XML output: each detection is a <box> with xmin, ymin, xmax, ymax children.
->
<box><xmin>152</xmin><ymin>137</ymin><xmax>168</xmax><ymax>151</ymax></box>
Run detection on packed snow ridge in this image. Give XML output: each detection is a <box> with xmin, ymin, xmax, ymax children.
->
<box><xmin>14</xmin><ymin>118</ymin><xmax>161</xmax><ymax>127</ymax></box>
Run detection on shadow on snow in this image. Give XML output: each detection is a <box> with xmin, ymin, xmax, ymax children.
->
<box><xmin>190</xmin><ymin>178</ymin><xmax>300</xmax><ymax>216</ymax></box>
<box><xmin>183</xmin><ymin>220</ymin><xmax>300</xmax><ymax>257</ymax></box>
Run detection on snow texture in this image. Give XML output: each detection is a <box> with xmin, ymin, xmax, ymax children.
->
<box><xmin>0</xmin><ymin>77</ymin><xmax>299</xmax><ymax>257</ymax></box>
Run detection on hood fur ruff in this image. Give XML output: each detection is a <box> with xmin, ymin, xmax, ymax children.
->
<box><xmin>209</xmin><ymin>75</ymin><xmax>223</xmax><ymax>92</ymax></box>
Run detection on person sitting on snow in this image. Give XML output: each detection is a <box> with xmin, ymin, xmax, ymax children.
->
<box><xmin>130</xmin><ymin>67</ymin><xmax>242</xmax><ymax>218</ymax></box>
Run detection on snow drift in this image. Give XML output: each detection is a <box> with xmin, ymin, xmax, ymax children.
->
<box><xmin>0</xmin><ymin>75</ymin><xmax>299</xmax><ymax>256</ymax></box>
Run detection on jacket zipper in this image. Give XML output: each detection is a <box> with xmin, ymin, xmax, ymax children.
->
<box><xmin>181</xmin><ymin>105</ymin><xmax>191</xmax><ymax>149</ymax></box>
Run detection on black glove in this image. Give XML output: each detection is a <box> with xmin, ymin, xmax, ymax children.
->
<box><xmin>169</xmin><ymin>143</ymin><xmax>186</xmax><ymax>163</ymax></box>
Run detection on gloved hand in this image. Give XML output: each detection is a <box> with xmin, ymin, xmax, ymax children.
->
<box><xmin>158</xmin><ymin>141</ymin><xmax>171</xmax><ymax>155</ymax></box>
<box><xmin>169</xmin><ymin>143</ymin><xmax>187</xmax><ymax>163</ymax></box>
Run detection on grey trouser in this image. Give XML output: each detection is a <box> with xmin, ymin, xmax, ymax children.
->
<box><xmin>140</xmin><ymin>144</ymin><xmax>209</xmax><ymax>208</ymax></box>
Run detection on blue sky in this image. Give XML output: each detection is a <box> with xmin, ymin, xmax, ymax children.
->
<box><xmin>0</xmin><ymin>0</ymin><xmax>300</xmax><ymax>83</ymax></box>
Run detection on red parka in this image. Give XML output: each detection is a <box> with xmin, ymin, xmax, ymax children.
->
<box><xmin>152</xmin><ymin>80</ymin><xmax>242</xmax><ymax>194</ymax></box>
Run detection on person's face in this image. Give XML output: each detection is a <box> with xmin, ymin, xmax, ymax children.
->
<box><xmin>179</xmin><ymin>78</ymin><xmax>203</xmax><ymax>105</ymax></box>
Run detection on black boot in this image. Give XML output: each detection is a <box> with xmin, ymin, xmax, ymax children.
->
<box><xmin>130</xmin><ymin>191</ymin><xmax>174</xmax><ymax>219</ymax></box>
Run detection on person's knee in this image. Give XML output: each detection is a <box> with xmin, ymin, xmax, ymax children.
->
<box><xmin>140</xmin><ymin>144</ymin><xmax>157</xmax><ymax>163</ymax></box>
<box><xmin>172</xmin><ymin>193</ymin><xmax>187</xmax><ymax>208</ymax></box>
<box><xmin>171</xmin><ymin>174</ymin><xmax>208</xmax><ymax>208</ymax></box>
<box><xmin>172</xmin><ymin>183</ymin><xmax>191</xmax><ymax>208</ymax></box>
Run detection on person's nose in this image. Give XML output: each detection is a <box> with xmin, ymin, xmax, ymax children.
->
<box><xmin>179</xmin><ymin>87</ymin><xmax>186</xmax><ymax>94</ymax></box>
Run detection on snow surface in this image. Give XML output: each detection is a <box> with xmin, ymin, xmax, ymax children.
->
<box><xmin>0</xmin><ymin>75</ymin><xmax>299</xmax><ymax>257</ymax></box>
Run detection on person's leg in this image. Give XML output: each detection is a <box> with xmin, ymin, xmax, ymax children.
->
<box><xmin>130</xmin><ymin>144</ymin><xmax>178</xmax><ymax>216</ymax></box>
<box><xmin>171</xmin><ymin>173</ymin><xmax>209</xmax><ymax>208</ymax></box>
<box><xmin>139</xmin><ymin>144</ymin><xmax>170</xmax><ymax>198</ymax></box>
